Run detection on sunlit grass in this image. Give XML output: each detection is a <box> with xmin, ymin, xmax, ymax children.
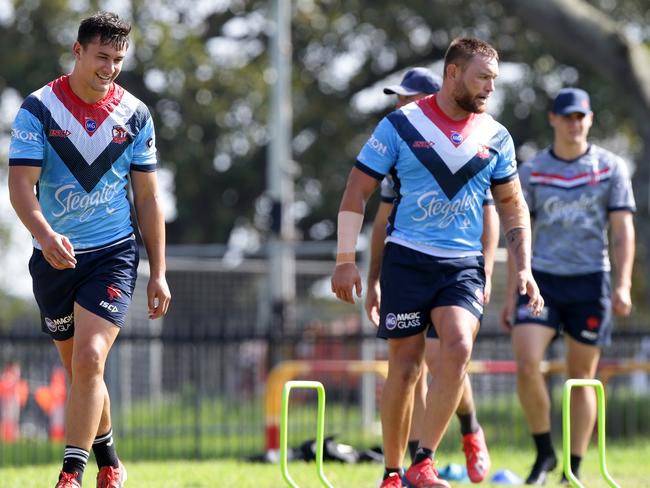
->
<box><xmin>2</xmin><ymin>441</ymin><xmax>649</xmax><ymax>487</ymax></box>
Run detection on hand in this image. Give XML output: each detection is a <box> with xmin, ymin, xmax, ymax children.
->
<box><xmin>39</xmin><ymin>232</ymin><xmax>77</xmax><ymax>270</ymax></box>
<box><xmin>331</xmin><ymin>263</ymin><xmax>362</xmax><ymax>304</ymax></box>
<box><xmin>147</xmin><ymin>275</ymin><xmax>171</xmax><ymax>319</ymax></box>
<box><xmin>612</xmin><ymin>285</ymin><xmax>632</xmax><ymax>317</ymax></box>
<box><xmin>483</xmin><ymin>276</ymin><xmax>493</xmax><ymax>305</ymax></box>
<box><xmin>365</xmin><ymin>279</ymin><xmax>381</xmax><ymax>327</ymax></box>
<box><xmin>500</xmin><ymin>295</ymin><xmax>516</xmax><ymax>333</ymax></box>
<box><xmin>517</xmin><ymin>269</ymin><xmax>544</xmax><ymax>317</ymax></box>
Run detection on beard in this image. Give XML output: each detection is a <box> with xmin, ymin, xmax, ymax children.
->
<box><xmin>453</xmin><ymin>85</ymin><xmax>487</xmax><ymax>114</ymax></box>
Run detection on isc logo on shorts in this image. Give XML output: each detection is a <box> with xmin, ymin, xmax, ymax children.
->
<box><xmin>100</xmin><ymin>301</ymin><xmax>119</xmax><ymax>313</ymax></box>
<box><xmin>44</xmin><ymin>314</ymin><xmax>74</xmax><ymax>333</ymax></box>
<box><xmin>386</xmin><ymin>312</ymin><xmax>421</xmax><ymax>330</ymax></box>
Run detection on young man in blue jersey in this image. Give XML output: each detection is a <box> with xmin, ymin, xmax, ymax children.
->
<box><xmin>501</xmin><ymin>88</ymin><xmax>635</xmax><ymax>485</ymax></box>
<box><xmin>366</xmin><ymin>67</ymin><xmax>497</xmax><ymax>483</ymax></box>
<box><xmin>332</xmin><ymin>37</ymin><xmax>543</xmax><ymax>488</ymax></box>
<box><xmin>8</xmin><ymin>12</ymin><xmax>171</xmax><ymax>488</ymax></box>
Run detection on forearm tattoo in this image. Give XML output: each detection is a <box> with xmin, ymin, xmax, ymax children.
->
<box><xmin>505</xmin><ymin>226</ymin><xmax>530</xmax><ymax>272</ymax></box>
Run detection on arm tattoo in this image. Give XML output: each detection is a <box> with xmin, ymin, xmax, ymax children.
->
<box><xmin>505</xmin><ymin>226</ymin><xmax>530</xmax><ymax>272</ymax></box>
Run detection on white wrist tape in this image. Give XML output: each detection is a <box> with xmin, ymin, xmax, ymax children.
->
<box><xmin>336</xmin><ymin>210</ymin><xmax>364</xmax><ymax>265</ymax></box>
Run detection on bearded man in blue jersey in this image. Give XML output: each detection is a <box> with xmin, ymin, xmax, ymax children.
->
<box><xmin>9</xmin><ymin>12</ymin><xmax>171</xmax><ymax>488</ymax></box>
<box><xmin>367</xmin><ymin>67</ymin><xmax>497</xmax><ymax>484</ymax></box>
<box><xmin>501</xmin><ymin>88</ymin><xmax>635</xmax><ymax>485</ymax></box>
<box><xmin>332</xmin><ymin>37</ymin><xmax>544</xmax><ymax>488</ymax></box>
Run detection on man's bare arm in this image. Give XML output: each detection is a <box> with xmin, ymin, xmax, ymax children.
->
<box><xmin>481</xmin><ymin>203</ymin><xmax>499</xmax><ymax>304</ymax></box>
<box><xmin>609</xmin><ymin>210</ymin><xmax>635</xmax><ymax>316</ymax></box>
<box><xmin>331</xmin><ymin>167</ymin><xmax>380</xmax><ymax>304</ymax></box>
<box><xmin>492</xmin><ymin>177</ymin><xmax>543</xmax><ymax>315</ymax></box>
<box><xmin>8</xmin><ymin>166</ymin><xmax>77</xmax><ymax>270</ymax></box>
<box><xmin>365</xmin><ymin>201</ymin><xmax>392</xmax><ymax>325</ymax></box>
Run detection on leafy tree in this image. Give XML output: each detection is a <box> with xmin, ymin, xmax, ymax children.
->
<box><xmin>1</xmin><ymin>1</ymin><xmax>648</xmax><ymax>308</ymax></box>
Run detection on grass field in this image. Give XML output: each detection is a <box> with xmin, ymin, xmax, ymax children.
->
<box><xmin>2</xmin><ymin>442</ymin><xmax>649</xmax><ymax>487</ymax></box>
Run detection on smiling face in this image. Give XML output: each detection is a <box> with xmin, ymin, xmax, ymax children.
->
<box><xmin>451</xmin><ymin>54</ymin><xmax>498</xmax><ymax>114</ymax></box>
<box><xmin>70</xmin><ymin>36</ymin><xmax>127</xmax><ymax>103</ymax></box>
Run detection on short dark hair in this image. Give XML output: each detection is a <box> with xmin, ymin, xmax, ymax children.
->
<box><xmin>77</xmin><ymin>11</ymin><xmax>131</xmax><ymax>50</ymax></box>
<box><xmin>443</xmin><ymin>37</ymin><xmax>498</xmax><ymax>76</ymax></box>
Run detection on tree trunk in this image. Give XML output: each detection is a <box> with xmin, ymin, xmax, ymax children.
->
<box><xmin>500</xmin><ymin>0</ymin><xmax>650</xmax><ymax>309</ymax></box>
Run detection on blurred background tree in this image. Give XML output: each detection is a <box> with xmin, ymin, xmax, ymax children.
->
<box><xmin>0</xmin><ymin>0</ymin><xmax>648</xmax><ymax>307</ymax></box>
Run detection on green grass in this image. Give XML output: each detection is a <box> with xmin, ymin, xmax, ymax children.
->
<box><xmin>2</xmin><ymin>441</ymin><xmax>649</xmax><ymax>487</ymax></box>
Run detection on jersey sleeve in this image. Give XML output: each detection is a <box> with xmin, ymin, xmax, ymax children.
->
<box><xmin>490</xmin><ymin>130</ymin><xmax>518</xmax><ymax>185</ymax></box>
<box><xmin>355</xmin><ymin>117</ymin><xmax>400</xmax><ymax>180</ymax></box>
<box><xmin>380</xmin><ymin>176</ymin><xmax>396</xmax><ymax>202</ymax></box>
<box><xmin>130</xmin><ymin>109</ymin><xmax>158</xmax><ymax>172</ymax></box>
<box><xmin>9</xmin><ymin>99</ymin><xmax>44</xmax><ymax>166</ymax></box>
<box><xmin>482</xmin><ymin>188</ymin><xmax>494</xmax><ymax>206</ymax></box>
<box><xmin>608</xmin><ymin>157</ymin><xmax>636</xmax><ymax>213</ymax></box>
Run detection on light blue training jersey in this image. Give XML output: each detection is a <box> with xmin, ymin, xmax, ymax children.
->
<box><xmin>9</xmin><ymin>75</ymin><xmax>157</xmax><ymax>251</ymax></box>
<box><xmin>520</xmin><ymin>145</ymin><xmax>636</xmax><ymax>275</ymax></box>
<box><xmin>357</xmin><ymin>94</ymin><xmax>517</xmax><ymax>257</ymax></box>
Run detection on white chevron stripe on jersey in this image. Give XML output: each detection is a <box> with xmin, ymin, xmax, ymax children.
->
<box><xmin>401</xmin><ymin>103</ymin><xmax>502</xmax><ymax>175</ymax></box>
<box><xmin>38</xmin><ymin>84</ymin><xmax>141</xmax><ymax>164</ymax></box>
<box><xmin>530</xmin><ymin>167</ymin><xmax>612</xmax><ymax>188</ymax></box>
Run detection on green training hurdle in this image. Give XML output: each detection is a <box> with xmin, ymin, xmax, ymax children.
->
<box><xmin>280</xmin><ymin>380</ymin><xmax>333</xmax><ymax>488</ymax></box>
<box><xmin>562</xmin><ymin>378</ymin><xmax>620</xmax><ymax>488</ymax></box>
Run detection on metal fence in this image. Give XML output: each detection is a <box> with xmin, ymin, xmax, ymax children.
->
<box><xmin>1</xmin><ymin>247</ymin><xmax>649</xmax><ymax>466</ymax></box>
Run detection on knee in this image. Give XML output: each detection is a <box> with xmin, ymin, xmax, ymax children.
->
<box><xmin>72</xmin><ymin>347</ymin><xmax>105</xmax><ymax>381</ymax></box>
<box><xmin>440</xmin><ymin>337</ymin><xmax>473</xmax><ymax>375</ymax></box>
<box><xmin>516</xmin><ymin>356</ymin><xmax>541</xmax><ymax>379</ymax></box>
<box><xmin>390</xmin><ymin>358</ymin><xmax>422</xmax><ymax>386</ymax></box>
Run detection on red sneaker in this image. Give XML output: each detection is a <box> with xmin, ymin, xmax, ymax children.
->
<box><xmin>404</xmin><ymin>458</ymin><xmax>451</xmax><ymax>488</ymax></box>
<box><xmin>462</xmin><ymin>428</ymin><xmax>491</xmax><ymax>483</ymax></box>
<box><xmin>379</xmin><ymin>472</ymin><xmax>404</xmax><ymax>488</ymax></box>
<box><xmin>55</xmin><ymin>471</ymin><xmax>81</xmax><ymax>488</ymax></box>
<box><xmin>97</xmin><ymin>460</ymin><xmax>128</xmax><ymax>488</ymax></box>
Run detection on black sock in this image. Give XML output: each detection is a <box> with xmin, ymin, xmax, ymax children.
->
<box><xmin>413</xmin><ymin>447</ymin><xmax>434</xmax><ymax>465</ymax></box>
<box><xmin>383</xmin><ymin>467</ymin><xmax>403</xmax><ymax>480</ymax></box>
<box><xmin>571</xmin><ymin>454</ymin><xmax>582</xmax><ymax>477</ymax></box>
<box><xmin>61</xmin><ymin>445</ymin><xmax>89</xmax><ymax>484</ymax></box>
<box><xmin>561</xmin><ymin>454</ymin><xmax>582</xmax><ymax>480</ymax></box>
<box><xmin>532</xmin><ymin>432</ymin><xmax>555</xmax><ymax>458</ymax></box>
<box><xmin>457</xmin><ymin>411</ymin><xmax>480</xmax><ymax>435</ymax></box>
<box><xmin>93</xmin><ymin>429</ymin><xmax>119</xmax><ymax>468</ymax></box>
<box><xmin>408</xmin><ymin>440</ymin><xmax>419</xmax><ymax>462</ymax></box>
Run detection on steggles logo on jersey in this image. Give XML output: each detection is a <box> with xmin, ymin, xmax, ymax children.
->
<box><xmin>52</xmin><ymin>182</ymin><xmax>120</xmax><ymax>222</ymax></box>
<box><xmin>112</xmin><ymin>125</ymin><xmax>128</xmax><ymax>144</ymax></box>
<box><xmin>543</xmin><ymin>194</ymin><xmax>599</xmax><ymax>227</ymax></box>
<box><xmin>412</xmin><ymin>190</ymin><xmax>480</xmax><ymax>228</ymax></box>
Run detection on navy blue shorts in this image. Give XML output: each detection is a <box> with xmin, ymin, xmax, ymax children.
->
<box><xmin>378</xmin><ymin>243</ymin><xmax>486</xmax><ymax>340</ymax></box>
<box><xmin>513</xmin><ymin>269</ymin><xmax>612</xmax><ymax>346</ymax></box>
<box><xmin>29</xmin><ymin>237</ymin><xmax>139</xmax><ymax>341</ymax></box>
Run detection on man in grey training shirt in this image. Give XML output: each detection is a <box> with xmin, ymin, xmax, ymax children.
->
<box><xmin>501</xmin><ymin>88</ymin><xmax>636</xmax><ymax>485</ymax></box>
